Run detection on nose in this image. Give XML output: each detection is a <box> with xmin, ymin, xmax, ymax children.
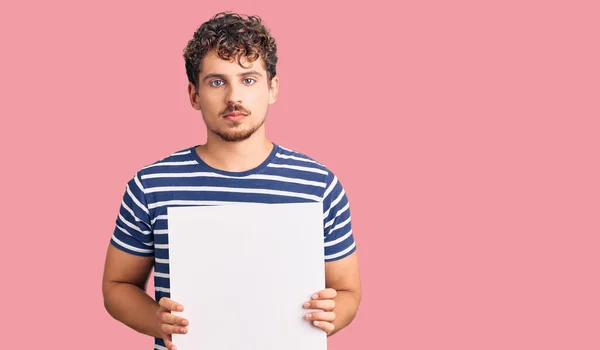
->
<box><xmin>224</xmin><ymin>83</ymin><xmax>243</xmax><ymax>105</ymax></box>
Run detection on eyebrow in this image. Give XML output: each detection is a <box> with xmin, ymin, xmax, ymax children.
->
<box><xmin>202</xmin><ymin>70</ymin><xmax>263</xmax><ymax>82</ymax></box>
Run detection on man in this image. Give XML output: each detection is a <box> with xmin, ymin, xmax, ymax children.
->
<box><xmin>102</xmin><ymin>12</ymin><xmax>361</xmax><ymax>350</ymax></box>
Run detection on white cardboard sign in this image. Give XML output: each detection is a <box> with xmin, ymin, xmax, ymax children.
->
<box><xmin>167</xmin><ymin>202</ymin><xmax>327</xmax><ymax>350</ymax></box>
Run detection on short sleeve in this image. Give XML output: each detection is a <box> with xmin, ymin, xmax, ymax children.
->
<box><xmin>110</xmin><ymin>173</ymin><xmax>154</xmax><ymax>257</ymax></box>
<box><xmin>322</xmin><ymin>173</ymin><xmax>356</xmax><ymax>261</ymax></box>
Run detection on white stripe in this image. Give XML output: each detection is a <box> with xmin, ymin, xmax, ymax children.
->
<box><xmin>328</xmin><ymin>216</ymin><xmax>351</xmax><ymax>235</ymax></box>
<box><xmin>325</xmin><ymin>242</ymin><xmax>356</xmax><ymax>260</ymax></box>
<box><xmin>119</xmin><ymin>214</ymin><xmax>151</xmax><ymax>235</ymax></box>
<box><xmin>145</xmin><ymin>186</ymin><xmax>321</xmax><ymax>201</ymax></box>
<box><xmin>278</xmin><ymin>146</ymin><xmax>322</xmax><ymax>166</ymax></box>
<box><xmin>143</xmin><ymin>161</ymin><xmax>197</xmax><ymax>169</ymax></box>
<box><xmin>134</xmin><ymin>174</ymin><xmax>146</xmax><ymax>195</ymax></box>
<box><xmin>251</xmin><ymin>174</ymin><xmax>325</xmax><ymax>187</ymax></box>
<box><xmin>331</xmin><ymin>189</ymin><xmax>345</xmax><ymax>210</ymax></box>
<box><xmin>142</xmin><ymin>171</ymin><xmax>222</xmax><ymax>179</ymax></box>
<box><xmin>171</xmin><ymin>150</ymin><xmax>191</xmax><ymax>156</ymax></box>
<box><xmin>156</xmin><ymin>258</ymin><xmax>169</xmax><ymax>264</ymax></box>
<box><xmin>153</xmin><ymin>229</ymin><xmax>168</xmax><ymax>235</ymax></box>
<box><xmin>154</xmin><ymin>272</ymin><xmax>169</xmax><ymax>278</ymax></box>
<box><xmin>148</xmin><ymin>200</ymin><xmax>260</xmax><ymax>210</ymax></box>
<box><xmin>155</xmin><ymin>244</ymin><xmax>169</xmax><ymax>249</ymax></box>
<box><xmin>323</xmin><ymin>176</ymin><xmax>338</xmax><ymax>201</ymax></box>
<box><xmin>112</xmin><ymin>234</ymin><xmax>153</xmax><ymax>254</ymax></box>
<box><xmin>126</xmin><ymin>184</ymin><xmax>149</xmax><ymax>215</ymax></box>
<box><xmin>155</xmin><ymin>345</ymin><xmax>168</xmax><ymax>350</ymax></box>
<box><xmin>323</xmin><ymin>189</ymin><xmax>344</xmax><ymax>220</ymax></box>
<box><xmin>152</xmin><ymin>215</ymin><xmax>167</xmax><ymax>225</ymax></box>
<box><xmin>116</xmin><ymin>225</ymin><xmax>154</xmax><ymax>246</ymax></box>
<box><xmin>121</xmin><ymin>200</ymin><xmax>136</xmax><ymax>218</ymax></box>
<box><xmin>121</xmin><ymin>201</ymin><xmax>151</xmax><ymax>230</ymax></box>
<box><xmin>324</xmin><ymin>202</ymin><xmax>349</xmax><ymax>229</ymax></box>
<box><xmin>141</xmin><ymin>172</ymin><xmax>326</xmax><ymax>188</ymax></box>
<box><xmin>278</xmin><ymin>145</ymin><xmax>294</xmax><ymax>152</ymax></box>
<box><xmin>249</xmin><ymin>175</ymin><xmax>325</xmax><ymax>188</ymax></box>
<box><xmin>275</xmin><ymin>153</ymin><xmax>318</xmax><ymax>164</ymax></box>
<box><xmin>155</xmin><ymin>287</ymin><xmax>170</xmax><ymax>293</ymax></box>
<box><xmin>324</xmin><ymin>229</ymin><xmax>353</xmax><ymax>247</ymax></box>
<box><xmin>267</xmin><ymin>163</ymin><xmax>328</xmax><ymax>175</ymax></box>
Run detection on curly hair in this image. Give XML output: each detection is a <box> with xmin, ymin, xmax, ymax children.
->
<box><xmin>183</xmin><ymin>12</ymin><xmax>278</xmax><ymax>89</ymax></box>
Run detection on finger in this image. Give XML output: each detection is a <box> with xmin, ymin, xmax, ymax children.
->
<box><xmin>161</xmin><ymin>311</ymin><xmax>189</xmax><ymax>326</ymax></box>
<box><xmin>163</xmin><ymin>337</ymin><xmax>177</xmax><ymax>350</ymax></box>
<box><xmin>159</xmin><ymin>297</ymin><xmax>184</xmax><ymax>312</ymax></box>
<box><xmin>304</xmin><ymin>299</ymin><xmax>335</xmax><ymax>311</ymax></box>
<box><xmin>161</xmin><ymin>323</ymin><xmax>188</xmax><ymax>336</ymax></box>
<box><xmin>312</xmin><ymin>320</ymin><xmax>335</xmax><ymax>334</ymax></box>
<box><xmin>312</xmin><ymin>288</ymin><xmax>337</xmax><ymax>300</ymax></box>
<box><xmin>306</xmin><ymin>311</ymin><xmax>336</xmax><ymax>322</ymax></box>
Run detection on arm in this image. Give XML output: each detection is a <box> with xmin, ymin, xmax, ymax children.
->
<box><xmin>103</xmin><ymin>174</ymin><xmax>162</xmax><ymax>336</ymax></box>
<box><xmin>304</xmin><ymin>251</ymin><xmax>362</xmax><ymax>337</ymax></box>
<box><xmin>102</xmin><ymin>244</ymin><xmax>163</xmax><ymax>338</ymax></box>
<box><xmin>305</xmin><ymin>173</ymin><xmax>362</xmax><ymax>336</ymax></box>
<box><xmin>325</xmin><ymin>251</ymin><xmax>362</xmax><ymax>336</ymax></box>
<box><xmin>102</xmin><ymin>244</ymin><xmax>189</xmax><ymax>349</ymax></box>
<box><xmin>103</xmin><ymin>174</ymin><xmax>188</xmax><ymax>350</ymax></box>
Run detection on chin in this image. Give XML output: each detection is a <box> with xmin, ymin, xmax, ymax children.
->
<box><xmin>218</xmin><ymin>133</ymin><xmax>254</xmax><ymax>142</ymax></box>
<box><xmin>212</xmin><ymin>127</ymin><xmax>256</xmax><ymax>142</ymax></box>
<box><xmin>207</xmin><ymin>116</ymin><xmax>265</xmax><ymax>142</ymax></box>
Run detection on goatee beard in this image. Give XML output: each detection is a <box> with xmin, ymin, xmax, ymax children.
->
<box><xmin>209</xmin><ymin>115</ymin><xmax>266</xmax><ymax>142</ymax></box>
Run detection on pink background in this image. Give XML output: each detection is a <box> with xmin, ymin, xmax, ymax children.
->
<box><xmin>1</xmin><ymin>0</ymin><xmax>599</xmax><ymax>349</ymax></box>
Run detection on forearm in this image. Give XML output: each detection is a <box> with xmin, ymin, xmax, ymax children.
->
<box><xmin>104</xmin><ymin>282</ymin><xmax>162</xmax><ymax>338</ymax></box>
<box><xmin>331</xmin><ymin>290</ymin><xmax>361</xmax><ymax>336</ymax></box>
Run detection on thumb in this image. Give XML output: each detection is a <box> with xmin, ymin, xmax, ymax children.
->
<box><xmin>163</xmin><ymin>335</ymin><xmax>174</xmax><ymax>350</ymax></box>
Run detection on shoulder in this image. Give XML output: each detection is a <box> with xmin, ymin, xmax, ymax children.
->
<box><xmin>127</xmin><ymin>146</ymin><xmax>198</xmax><ymax>186</ymax></box>
<box><xmin>141</xmin><ymin>146</ymin><xmax>197</xmax><ymax>169</ymax></box>
<box><xmin>275</xmin><ymin>144</ymin><xmax>332</xmax><ymax>173</ymax></box>
<box><xmin>274</xmin><ymin>144</ymin><xmax>344</xmax><ymax>195</ymax></box>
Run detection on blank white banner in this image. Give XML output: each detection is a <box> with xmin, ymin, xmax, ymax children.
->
<box><xmin>167</xmin><ymin>202</ymin><xmax>327</xmax><ymax>350</ymax></box>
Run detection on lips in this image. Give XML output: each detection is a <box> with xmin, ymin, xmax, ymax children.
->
<box><xmin>223</xmin><ymin>111</ymin><xmax>248</xmax><ymax>120</ymax></box>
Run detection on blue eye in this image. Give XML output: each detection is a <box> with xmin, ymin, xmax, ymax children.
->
<box><xmin>243</xmin><ymin>78</ymin><xmax>256</xmax><ymax>85</ymax></box>
<box><xmin>210</xmin><ymin>80</ymin><xmax>224</xmax><ymax>87</ymax></box>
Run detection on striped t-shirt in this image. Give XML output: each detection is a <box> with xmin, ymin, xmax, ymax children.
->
<box><xmin>110</xmin><ymin>143</ymin><xmax>356</xmax><ymax>349</ymax></box>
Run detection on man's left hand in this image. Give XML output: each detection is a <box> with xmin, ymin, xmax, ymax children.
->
<box><xmin>303</xmin><ymin>288</ymin><xmax>337</xmax><ymax>335</ymax></box>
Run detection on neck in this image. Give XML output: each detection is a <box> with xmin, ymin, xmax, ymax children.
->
<box><xmin>196</xmin><ymin>129</ymin><xmax>274</xmax><ymax>173</ymax></box>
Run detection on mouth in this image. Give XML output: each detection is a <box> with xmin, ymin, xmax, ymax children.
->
<box><xmin>223</xmin><ymin>111</ymin><xmax>248</xmax><ymax>121</ymax></box>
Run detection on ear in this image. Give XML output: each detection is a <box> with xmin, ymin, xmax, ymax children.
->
<box><xmin>188</xmin><ymin>82</ymin><xmax>201</xmax><ymax>110</ymax></box>
<box><xmin>268</xmin><ymin>76</ymin><xmax>279</xmax><ymax>105</ymax></box>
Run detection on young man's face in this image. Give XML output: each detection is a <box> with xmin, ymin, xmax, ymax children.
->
<box><xmin>189</xmin><ymin>49</ymin><xmax>279</xmax><ymax>142</ymax></box>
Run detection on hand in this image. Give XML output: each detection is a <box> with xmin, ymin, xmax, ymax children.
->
<box><xmin>156</xmin><ymin>297</ymin><xmax>189</xmax><ymax>350</ymax></box>
<box><xmin>303</xmin><ymin>288</ymin><xmax>337</xmax><ymax>335</ymax></box>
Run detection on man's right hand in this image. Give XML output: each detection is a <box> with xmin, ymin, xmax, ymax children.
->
<box><xmin>156</xmin><ymin>297</ymin><xmax>189</xmax><ymax>350</ymax></box>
